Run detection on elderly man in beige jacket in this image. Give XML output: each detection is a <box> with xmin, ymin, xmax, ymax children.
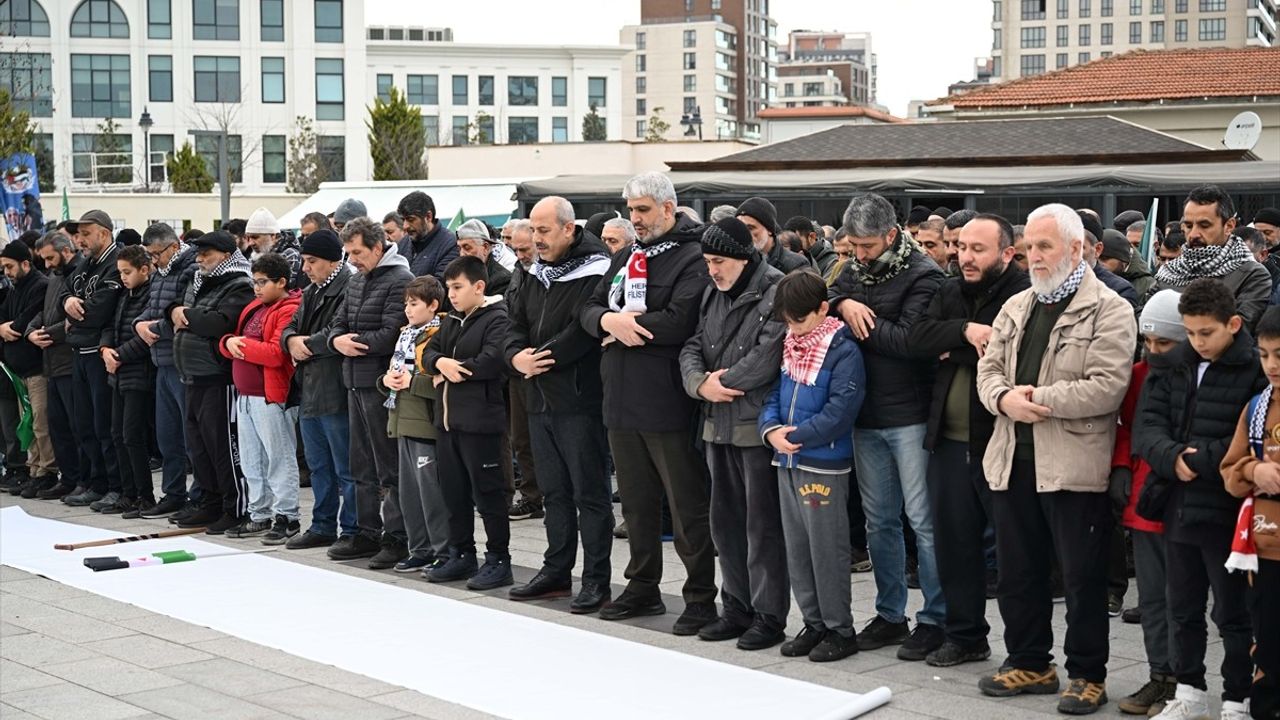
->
<box><xmin>974</xmin><ymin>203</ymin><xmax>1136</xmax><ymax>716</ymax></box>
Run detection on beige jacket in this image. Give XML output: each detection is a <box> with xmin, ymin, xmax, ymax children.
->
<box><xmin>977</xmin><ymin>268</ymin><xmax>1136</xmax><ymax>493</ymax></box>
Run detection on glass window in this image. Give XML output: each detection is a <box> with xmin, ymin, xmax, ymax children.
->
<box><xmin>70</xmin><ymin>54</ymin><xmax>130</xmax><ymax>118</ymax></box>
<box><xmin>1020</xmin><ymin>53</ymin><xmax>1046</xmax><ymax>76</ymax></box>
<box><xmin>261</xmin><ymin>57</ymin><xmax>284</xmax><ymax>103</ymax></box>
<box><xmin>994</xmin><ymin>28</ymin><xmax>1002</xmax><ymax>48</ymax></box>
<box><xmin>1057</xmin><ymin>0</ymin><xmax>1069</xmax><ymax>16</ymax></box>
<box><xmin>376</xmin><ymin>74</ymin><xmax>392</xmax><ymax>102</ymax></box>
<box><xmin>1</xmin><ymin>52</ymin><xmax>53</xmax><ymax>116</ymax></box>
<box><xmin>478</xmin><ymin>75</ymin><xmax>493</xmax><ymax>105</ymax></box>
<box><xmin>1057</xmin><ymin>24</ymin><xmax>1069</xmax><ymax>45</ymax></box>
<box><xmin>1080</xmin><ymin>0</ymin><xmax>1091</xmax><ymax>15</ymax></box>
<box><xmin>508</xmin><ymin>76</ymin><xmax>538</xmax><ymax>106</ymax></box>
<box><xmin>635</xmin><ymin>31</ymin><xmax>645</xmax><ymax>49</ymax></box>
<box><xmin>1130</xmin><ymin>20</ymin><xmax>1142</xmax><ymax>41</ymax></box>
<box><xmin>636</xmin><ymin>98</ymin><xmax>645</xmax><ymax>115</ymax></box>
<box><xmin>1101</xmin><ymin>22</ymin><xmax>1113</xmax><ymax>43</ymax></box>
<box><xmin>1056</xmin><ymin>52</ymin><xmax>1069</xmax><ymax>67</ymax></box>
<box><xmin>1198</xmin><ymin>16</ymin><xmax>1225</xmax><ymax>39</ymax></box>
<box><xmin>148</xmin><ymin>0</ymin><xmax>170</xmax><ymax>38</ymax></box>
<box><xmin>508</xmin><ymin>117</ymin><xmax>538</xmax><ymax>144</ymax></box>
<box><xmin>194</xmin><ymin>133</ymin><xmax>242</xmax><ymax>183</ymax></box>
<box><xmin>636</xmin><ymin>120</ymin><xmax>646</xmax><ymax>138</ymax></box>
<box><xmin>262</xmin><ymin>134</ymin><xmax>285</xmax><ymax>183</ymax></box>
<box><xmin>452</xmin><ymin>75</ymin><xmax>467</xmax><ymax>105</ymax></box>
<box><xmin>194</xmin><ymin>56</ymin><xmax>240</xmax><ymax>103</ymax></box>
<box><xmin>684</xmin><ymin>74</ymin><xmax>696</xmax><ymax>91</ymax></box>
<box><xmin>588</xmin><ymin>77</ymin><xmax>606</xmax><ymax>107</ymax></box>
<box><xmin>260</xmin><ymin>0</ymin><xmax>282</xmax><ymax>40</ymax></box>
<box><xmin>683</xmin><ymin>29</ymin><xmax>696</xmax><ymax>47</ymax></box>
<box><xmin>1198</xmin><ymin>0</ymin><xmax>1224</xmax><ymax>9</ymax></box>
<box><xmin>1021</xmin><ymin>0</ymin><xmax>1046</xmax><ymax>19</ymax></box>
<box><xmin>1151</xmin><ymin>20</ymin><xmax>1165</xmax><ymax>41</ymax></box>
<box><xmin>635</xmin><ymin>54</ymin><xmax>646</xmax><ymax>72</ymax></box>
<box><xmin>477</xmin><ymin>115</ymin><xmax>493</xmax><ymax>143</ymax></box>
<box><xmin>1101</xmin><ymin>0</ymin><xmax>1113</xmax><ymax>14</ymax></box>
<box><xmin>149</xmin><ymin>133</ymin><xmax>172</xmax><ymax>183</ymax></box>
<box><xmin>1175</xmin><ymin>18</ymin><xmax>1187</xmax><ymax>39</ymax></box>
<box><xmin>1152</xmin><ymin>0</ymin><xmax>1164</xmax><ymax>10</ymax></box>
<box><xmin>1021</xmin><ymin>26</ymin><xmax>1047</xmax><ymax>46</ymax></box>
<box><xmin>421</xmin><ymin>115</ymin><xmax>439</xmax><ymax>146</ymax></box>
<box><xmin>71</xmin><ymin>0</ymin><xmax>129</xmax><ymax>37</ymax></box>
<box><xmin>407</xmin><ymin>74</ymin><xmax>437</xmax><ymax>104</ymax></box>
<box><xmin>683</xmin><ymin>95</ymin><xmax>697</xmax><ymax>112</ymax></box>
<box><xmin>1</xmin><ymin>0</ymin><xmax>51</xmax><ymax>36</ymax></box>
<box><xmin>1130</xmin><ymin>0</ymin><xmax>1142</xmax><ymax>13</ymax></box>
<box><xmin>315</xmin><ymin>58</ymin><xmax>343</xmax><ymax>120</ymax></box>
<box><xmin>317</xmin><ymin>135</ymin><xmax>344</xmax><ymax>181</ymax></box>
<box><xmin>450</xmin><ymin>116</ymin><xmax>469</xmax><ymax>145</ymax></box>
<box><xmin>314</xmin><ymin>0</ymin><xmax>341</xmax><ymax>42</ymax></box>
<box><xmin>148</xmin><ymin>55</ymin><xmax>172</xmax><ymax>103</ymax></box>
<box><xmin>683</xmin><ymin>52</ymin><xmax>696</xmax><ymax>69</ymax></box>
<box><xmin>1175</xmin><ymin>0</ymin><xmax>1186</xmax><ymax>10</ymax></box>
<box><xmin>1079</xmin><ymin>24</ymin><xmax>1092</xmax><ymax>44</ymax></box>
<box><xmin>552</xmin><ymin>76</ymin><xmax>567</xmax><ymax>107</ymax></box>
<box><xmin>552</xmin><ymin>117</ymin><xmax>568</xmax><ymax>143</ymax></box>
<box><xmin>72</xmin><ymin>132</ymin><xmax>132</xmax><ymax>183</ymax></box>
<box><xmin>635</xmin><ymin>76</ymin><xmax>645</xmax><ymax>94</ymax></box>
<box><xmin>192</xmin><ymin>0</ymin><xmax>238</xmax><ymax>40</ymax></box>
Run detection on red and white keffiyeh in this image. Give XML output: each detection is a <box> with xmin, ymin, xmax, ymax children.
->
<box><xmin>782</xmin><ymin>316</ymin><xmax>844</xmax><ymax>387</ymax></box>
<box><xmin>1228</xmin><ymin>385</ymin><xmax>1271</xmax><ymax>573</ymax></box>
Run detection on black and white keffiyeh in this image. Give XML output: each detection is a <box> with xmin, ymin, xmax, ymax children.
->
<box><xmin>1036</xmin><ymin>260</ymin><xmax>1088</xmax><ymax>305</ymax></box>
<box><xmin>155</xmin><ymin>243</ymin><xmax>190</xmax><ymax>277</ymax></box>
<box><xmin>530</xmin><ymin>252</ymin><xmax>611</xmax><ymax>289</ymax></box>
<box><xmin>1155</xmin><ymin>235</ymin><xmax>1254</xmax><ymax>288</ymax></box>
<box><xmin>315</xmin><ymin>263</ymin><xmax>345</xmax><ymax>290</ymax></box>
<box><xmin>191</xmin><ymin>250</ymin><xmax>250</xmax><ymax>294</ymax></box>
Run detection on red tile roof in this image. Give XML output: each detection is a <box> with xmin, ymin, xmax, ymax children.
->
<box><xmin>757</xmin><ymin>106</ymin><xmax>908</xmax><ymax>123</ymax></box>
<box><xmin>933</xmin><ymin>47</ymin><xmax>1280</xmax><ymax>108</ymax></box>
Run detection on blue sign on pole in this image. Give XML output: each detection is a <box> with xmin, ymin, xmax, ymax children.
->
<box><xmin>1</xmin><ymin>152</ymin><xmax>42</xmax><ymax>241</ymax></box>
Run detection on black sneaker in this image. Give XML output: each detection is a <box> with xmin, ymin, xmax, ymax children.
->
<box><xmin>89</xmin><ymin>491</ymin><xmax>123</xmax><ymax>512</ymax></box>
<box><xmin>737</xmin><ymin>617</ymin><xmax>786</xmax><ymax>651</ymax></box>
<box><xmin>508</xmin><ymin>498</ymin><xmax>545</xmax><ymax>521</ymax></box>
<box><xmin>509</xmin><ymin>570</ymin><xmax>572</xmax><ymax>601</ymax></box>
<box><xmin>64</xmin><ymin>488</ymin><xmax>104</xmax><ymax>507</ymax></box>
<box><xmin>19</xmin><ymin>476</ymin><xmax>43</xmax><ymax>499</ymax></box>
<box><xmin>672</xmin><ymin>601</ymin><xmax>718</xmax><ymax>636</ymax></box>
<box><xmin>326</xmin><ymin>534</ymin><xmax>380</xmax><ymax>561</ymax></box>
<box><xmin>176</xmin><ymin>505</ymin><xmax>221</xmax><ymax>528</ymax></box>
<box><xmin>286</xmin><ymin>530</ymin><xmax>338</xmax><ymax>550</ymax></box>
<box><xmin>1116</xmin><ymin>674</ymin><xmax>1175</xmax><ymax>716</ymax></box>
<box><xmin>427</xmin><ymin>549</ymin><xmax>478</xmax><ymax>583</ymax></box>
<box><xmin>0</xmin><ymin>470</ymin><xmax>23</xmax><ymax>492</ymax></box>
<box><xmin>697</xmin><ymin>617</ymin><xmax>748</xmax><ymax>642</ymax></box>
<box><xmin>1058</xmin><ymin>678</ymin><xmax>1107</xmax><ymax>715</ymax></box>
<box><xmin>897</xmin><ymin>622</ymin><xmax>945</xmax><ymax>661</ymax></box>
<box><xmin>466</xmin><ymin>552</ymin><xmax>514</xmax><ymax>591</ymax></box>
<box><xmin>205</xmin><ymin>514</ymin><xmax>245</xmax><ymax>535</ymax></box>
<box><xmin>421</xmin><ymin>554</ymin><xmax>449</xmax><ymax>579</ymax></box>
<box><xmin>1121</xmin><ymin>606</ymin><xmax>1141</xmax><ymax>625</ymax></box>
<box><xmin>809</xmin><ymin>630</ymin><xmax>858</xmax><ymax>662</ymax></box>
<box><xmin>226</xmin><ymin>518</ymin><xmax>272</xmax><ymax>538</ymax></box>
<box><xmin>612</xmin><ymin>520</ymin><xmax>628</xmax><ymax>539</ymax></box>
<box><xmin>1107</xmin><ymin>594</ymin><xmax>1123</xmax><ymax>617</ymax></box>
<box><xmin>261</xmin><ymin>515</ymin><xmax>300</xmax><ymax>546</ymax></box>
<box><xmin>781</xmin><ymin>626</ymin><xmax>827</xmax><ymax>657</ymax></box>
<box><xmin>114</xmin><ymin>497</ymin><xmax>138</xmax><ymax>515</ymax></box>
<box><xmin>141</xmin><ymin>495</ymin><xmax>186</xmax><ymax>518</ymax></box>
<box><xmin>121</xmin><ymin>498</ymin><xmax>156</xmax><ymax>520</ymax></box>
<box><xmin>169</xmin><ymin>501</ymin><xmax>201</xmax><ymax>524</ymax></box>
<box><xmin>598</xmin><ymin>591</ymin><xmax>666</xmax><ymax>621</ymax></box>
<box><xmin>59</xmin><ymin>485</ymin><xmax>88</xmax><ymax>503</ymax></box>
<box><xmin>856</xmin><ymin>616</ymin><xmax>910</xmax><ymax>651</ymax></box>
<box><xmin>6</xmin><ymin>472</ymin><xmax>31</xmax><ymax>495</ymax></box>
<box><xmin>368</xmin><ymin>538</ymin><xmax>408</xmax><ymax>570</ymax></box>
<box><xmin>393</xmin><ymin>555</ymin><xmax>432</xmax><ymax>573</ymax></box>
<box><xmin>37</xmin><ymin>482</ymin><xmax>74</xmax><ymax>500</ymax></box>
<box><xmin>569</xmin><ymin>583</ymin><xmax>610</xmax><ymax>614</ymax></box>
<box><xmin>850</xmin><ymin>548</ymin><xmax>873</xmax><ymax>573</ymax></box>
<box><xmin>926</xmin><ymin>640</ymin><xmax>992</xmax><ymax>667</ymax></box>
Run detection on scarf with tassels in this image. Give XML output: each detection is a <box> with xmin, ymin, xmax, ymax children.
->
<box><xmin>845</xmin><ymin>230</ymin><xmax>916</xmax><ymax>286</ymax></box>
<box><xmin>191</xmin><ymin>250</ymin><xmax>250</xmax><ymax>294</ymax></box>
<box><xmin>782</xmin><ymin>316</ymin><xmax>844</xmax><ymax>386</ymax></box>
<box><xmin>383</xmin><ymin>316</ymin><xmax>440</xmax><ymax>410</ymax></box>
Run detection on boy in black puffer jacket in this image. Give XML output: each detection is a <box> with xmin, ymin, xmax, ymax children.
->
<box><xmin>423</xmin><ymin>256</ymin><xmax>511</xmax><ymax>591</ymax></box>
<box><xmin>101</xmin><ymin>246</ymin><xmax>156</xmax><ymax>517</ymax></box>
<box><xmin>1135</xmin><ymin>278</ymin><xmax>1265</xmax><ymax>720</ymax></box>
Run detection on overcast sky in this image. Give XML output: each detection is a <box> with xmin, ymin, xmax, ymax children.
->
<box><xmin>363</xmin><ymin>1</ymin><xmax>993</xmax><ymax>117</ymax></box>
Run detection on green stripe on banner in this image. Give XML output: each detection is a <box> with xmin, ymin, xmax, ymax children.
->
<box><xmin>152</xmin><ymin>551</ymin><xmax>197</xmax><ymax>563</ymax></box>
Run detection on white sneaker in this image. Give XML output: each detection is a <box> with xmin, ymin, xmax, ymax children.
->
<box><xmin>1220</xmin><ymin>699</ymin><xmax>1251</xmax><ymax>720</ymax></box>
<box><xmin>1152</xmin><ymin>684</ymin><xmax>1212</xmax><ymax>720</ymax></box>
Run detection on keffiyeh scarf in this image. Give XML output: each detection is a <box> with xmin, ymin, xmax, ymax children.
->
<box><xmin>155</xmin><ymin>243</ymin><xmax>189</xmax><ymax>277</ymax></box>
<box><xmin>383</xmin><ymin>317</ymin><xmax>440</xmax><ymax>410</ymax></box>
<box><xmin>846</xmin><ymin>230</ymin><xmax>916</xmax><ymax>287</ymax></box>
<box><xmin>530</xmin><ymin>252</ymin><xmax>611</xmax><ymax>289</ymax></box>
<box><xmin>315</xmin><ymin>263</ymin><xmax>344</xmax><ymax>290</ymax></box>
<box><xmin>1036</xmin><ymin>260</ymin><xmax>1087</xmax><ymax>305</ymax></box>
<box><xmin>782</xmin><ymin>316</ymin><xmax>844</xmax><ymax>386</ymax></box>
<box><xmin>607</xmin><ymin>240</ymin><xmax>679</xmax><ymax>312</ymax></box>
<box><xmin>1155</xmin><ymin>235</ymin><xmax>1253</xmax><ymax>288</ymax></box>
<box><xmin>191</xmin><ymin>250</ymin><xmax>250</xmax><ymax>294</ymax></box>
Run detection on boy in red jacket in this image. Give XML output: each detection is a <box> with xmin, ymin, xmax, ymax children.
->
<box><xmin>219</xmin><ymin>254</ymin><xmax>303</xmax><ymax>544</ymax></box>
<box><xmin>1114</xmin><ymin>289</ymin><xmax>1182</xmax><ymax>716</ymax></box>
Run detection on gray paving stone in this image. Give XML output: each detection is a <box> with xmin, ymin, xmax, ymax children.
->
<box><xmin>116</xmin><ymin>613</ymin><xmax>228</xmax><ymax>645</ymax></box>
<box><xmin>188</xmin><ymin>636</ymin><xmax>402</xmax><ymax>698</ymax></box>
<box><xmin>247</xmin><ymin>684</ymin><xmax>405</xmax><ymax>720</ymax></box>
<box><xmin>369</xmin><ymin>689</ymin><xmax>500</xmax><ymax>720</ymax></box>
<box><xmin>158</xmin><ymin>657</ymin><xmax>308</xmax><ymax>696</ymax></box>
<box><xmin>0</xmin><ymin>578</ymin><xmax>90</xmax><ymax>603</ymax></box>
<box><xmin>0</xmin><ymin>566</ymin><xmax>33</xmax><ymax>582</ymax></box>
<box><xmin>3</xmin><ymin>681</ymin><xmax>150</xmax><ymax>720</ymax></box>
<box><xmin>0</xmin><ymin>660</ymin><xmax>62</xmax><ymax>694</ymax></box>
<box><xmin>0</xmin><ymin>703</ymin><xmax>42</xmax><ymax>720</ymax></box>
<box><xmin>0</xmin><ymin>633</ymin><xmax>101</xmax><ymax>668</ymax></box>
<box><xmin>41</xmin><ymin>656</ymin><xmax>185</xmax><ymax>696</ymax></box>
<box><xmin>120</xmin><ymin>684</ymin><xmax>292</xmax><ymax>720</ymax></box>
<box><xmin>51</xmin><ymin>594</ymin><xmax>154</xmax><ymax>623</ymax></box>
<box><xmin>4</xmin><ymin>605</ymin><xmax>137</xmax><ymax>644</ymax></box>
<box><xmin>82</xmin><ymin>634</ymin><xmax>214</xmax><ymax>669</ymax></box>
<box><xmin>0</xmin><ymin>622</ymin><xmax>31</xmax><ymax>638</ymax></box>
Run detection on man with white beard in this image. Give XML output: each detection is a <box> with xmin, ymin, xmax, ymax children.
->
<box><xmin>975</xmin><ymin>203</ymin><xmax>1135</xmax><ymax>716</ymax></box>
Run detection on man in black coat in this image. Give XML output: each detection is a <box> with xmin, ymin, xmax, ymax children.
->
<box><xmin>829</xmin><ymin>192</ymin><xmax>947</xmax><ymax>657</ymax></box>
<box><xmin>396</xmin><ymin>191</ymin><xmax>459</xmax><ymax>281</ymax></box>
<box><xmin>581</xmin><ymin>172</ymin><xmax>719</xmax><ymax>635</ymax></box>
<box><xmin>737</xmin><ymin>197</ymin><xmax>809</xmax><ymax>275</ymax></box>
<box><xmin>25</xmin><ymin>233</ymin><xmax>81</xmax><ymax>500</ymax></box>
<box><xmin>506</xmin><ymin>196</ymin><xmax>614</xmax><ymax>613</ymax></box>
<box><xmin>907</xmin><ymin>214</ymin><xmax>1030</xmax><ymax>668</ymax></box>
<box><xmin>281</xmin><ymin>229</ymin><xmax>357</xmax><ymax>550</ymax></box>
<box><xmin>0</xmin><ymin>241</ymin><xmax>49</xmax><ymax>494</ymax></box>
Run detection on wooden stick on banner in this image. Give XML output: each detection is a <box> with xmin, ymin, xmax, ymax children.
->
<box><xmin>54</xmin><ymin>526</ymin><xmax>208</xmax><ymax>551</ymax></box>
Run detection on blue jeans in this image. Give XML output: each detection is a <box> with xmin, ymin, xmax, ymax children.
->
<box><xmin>853</xmin><ymin>423</ymin><xmax>946</xmax><ymax>627</ymax></box>
<box><xmin>299</xmin><ymin>413</ymin><xmax>357</xmax><ymax>538</ymax></box>
<box><xmin>155</xmin><ymin>365</ymin><xmax>191</xmax><ymax>500</ymax></box>
<box><xmin>237</xmin><ymin>396</ymin><xmax>300</xmax><ymax>522</ymax></box>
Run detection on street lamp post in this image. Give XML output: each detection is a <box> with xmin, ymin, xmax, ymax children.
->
<box><xmin>189</xmin><ymin>129</ymin><xmax>230</xmax><ymax>226</ymax></box>
<box><xmin>680</xmin><ymin>106</ymin><xmax>704</xmax><ymax>141</ymax></box>
<box><xmin>138</xmin><ymin>107</ymin><xmax>153</xmax><ymax>192</ymax></box>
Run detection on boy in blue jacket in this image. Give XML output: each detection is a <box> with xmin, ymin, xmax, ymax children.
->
<box><xmin>759</xmin><ymin>271</ymin><xmax>867</xmax><ymax>663</ymax></box>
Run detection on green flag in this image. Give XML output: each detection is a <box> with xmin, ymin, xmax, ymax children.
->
<box><xmin>61</xmin><ymin>187</ymin><xmax>69</xmax><ymax>222</ymax></box>
<box><xmin>1</xmin><ymin>363</ymin><xmax>33</xmax><ymax>451</ymax></box>
<box><xmin>1137</xmin><ymin>198</ymin><xmax>1159</xmax><ymax>268</ymax></box>
<box><xmin>447</xmin><ymin>207</ymin><xmax>466</xmax><ymax>231</ymax></box>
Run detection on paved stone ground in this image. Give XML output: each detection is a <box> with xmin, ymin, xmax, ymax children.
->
<box><xmin>0</xmin><ymin>488</ymin><xmax>1227</xmax><ymax>719</ymax></box>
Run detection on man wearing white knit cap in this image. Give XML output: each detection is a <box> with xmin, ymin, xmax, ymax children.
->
<box><xmin>455</xmin><ymin>219</ymin><xmax>511</xmax><ymax>297</ymax></box>
<box><xmin>245</xmin><ymin>207</ymin><xmax>303</xmax><ymax>289</ymax></box>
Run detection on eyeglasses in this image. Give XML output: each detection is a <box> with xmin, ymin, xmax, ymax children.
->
<box><xmin>251</xmin><ymin>278</ymin><xmax>280</xmax><ymax>288</ymax></box>
<box><xmin>146</xmin><ymin>244</ymin><xmax>176</xmax><ymax>261</ymax></box>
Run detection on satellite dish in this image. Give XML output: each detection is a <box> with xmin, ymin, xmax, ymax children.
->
<box><xmin>1223</xmin><ymin>111</ymin><xmax>1263</xmax><ymax>151</ymax></box>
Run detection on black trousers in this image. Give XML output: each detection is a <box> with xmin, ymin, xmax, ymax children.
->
<box><xmin>1254</xmin><ymin>559</ymin><xmax>1280</xmax><ymax>718</ymax></box>
<box><xmin>1166</xmin><ymin>535</ymin><xmax>1253</xmax><ymax>701</ymax></box>
<box><xmin>992</xmin><ymin>459</ymin><xmax>1111</xmax><ymax>682</ymax></box>
<box><xmin>348</xmin><ymin>387</ymin><xmax>403</xmax><ymax>542</ymax></box>
<box><xmin>509</xmin><ymin>379</ymin><xmax>540</xmax><ymax>505</ymax></box>
<box><xmin>438</xmin><ymin>429</ymin><xmax>509</xmax><ymax>556</ymax></box>
<box><xmin>928</xmin><ymin>438</ymin><xmax>992</xmax><ymax>647</ymax></box>
<box><xmin>46</xmin><ymin>374</ymin><xmax>81</xmax><ymax>489</ymax></box>
<box><xmin>609</xmin><ymin>429</ymin><xmax>717</xmax><ymax>605</ymax></box>
<box><xmin>111</xmin><ymin>386</ymin><xmax>155</xmax><ymax>501</ymax></box>
<box><xmin>527</xmin><ymin>411</ymin><xmax>613</xmax><ymax>585</ymax></box>
<box><xmin>71</xmin><ymin>352</ymin><xmax>120</xmax><ymax>494</ymax></box>
<box><xmin>185</xmin><ymin>383</ymin><xmax>246</xmax><ymax>517</ymax></box>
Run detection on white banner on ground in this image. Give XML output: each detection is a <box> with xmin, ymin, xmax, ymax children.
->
<box><xmin>0</xmin><ymin>507</ymin><xmax>890</xmax><ymax>720</ymax></box>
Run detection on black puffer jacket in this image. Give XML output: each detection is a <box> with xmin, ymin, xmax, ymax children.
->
<box><xmin>1135</xmin><ymin>330</ymin><xmax>1267</xmax><ymax>541</ymax></box>
<box><xmin>60</xmin><ymin>244</ymin><xmax>122</xmax><ymax>351</ymax></box>
<box><xmin>327</xmin><ymin>244</ymin><xmax>413</xmax><ymax>389</ymax></box>
<box><xmin>26</xmin><ymin>253</ymin><xmax>80</xmax><ymax>378</ymax></box>
<box><xmin>767</xmin><ymin>238</ymin><xmax>811</xmax><ymax>275</ymax></box>
<box><xmin>679</xmin><ymin>258</ymin><xmax>785</xmax><ymax>447</ymax></box>
<box><xmin>908</xmin><ymin>263</ymin><xmax>1030</xmax><ymax>454</ymax></box>
<box><xmin>426</xmin><ymin>298</ymin><xmax>510</xmax><ymax>434</ymax></box>
<box><xmin>581</xmin><ymin>213</ymin><xmax>710</xmax><ymax>433</ymax></box>
<box><xmin>830</xmin><ymin>248</ymin><xmax>945</xmax><ymax>429</ymax></box>
<box><xmin>504</xmin><ymin>227</ymin><xmax>610</xmax><ymax>415</ymax></box>
<box><xmin>171</xmin><ymin>271</ymin><xmax>254</xmax><ymax>385</ymax></box>
<box><xmin>280</xmin><ymin>266</ymin><xmax>351</xmax><ymax>418</ymax></box>
<box><xmin>398</xmin><ymin>223</ymin><xmax>458</xmax><ymax>281</ymax></box>
<box><xmin>1</xmin><ymin>268</ymin><xmax>48</xmax><ymax>378</ymax></box>
<box><xmin>136</xmin><ymin>246</ymin><xmax>196</xmax><ymax>368</ymax></box>
<box><xmin>485</xmin><ymin>255</ymin><xmax>512</xmax><ymax>298</ymax></box>
<box><xmin>101</xmin><ymin>281</ymin><xmax>155</xmax><ymax>391</ymax></box>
